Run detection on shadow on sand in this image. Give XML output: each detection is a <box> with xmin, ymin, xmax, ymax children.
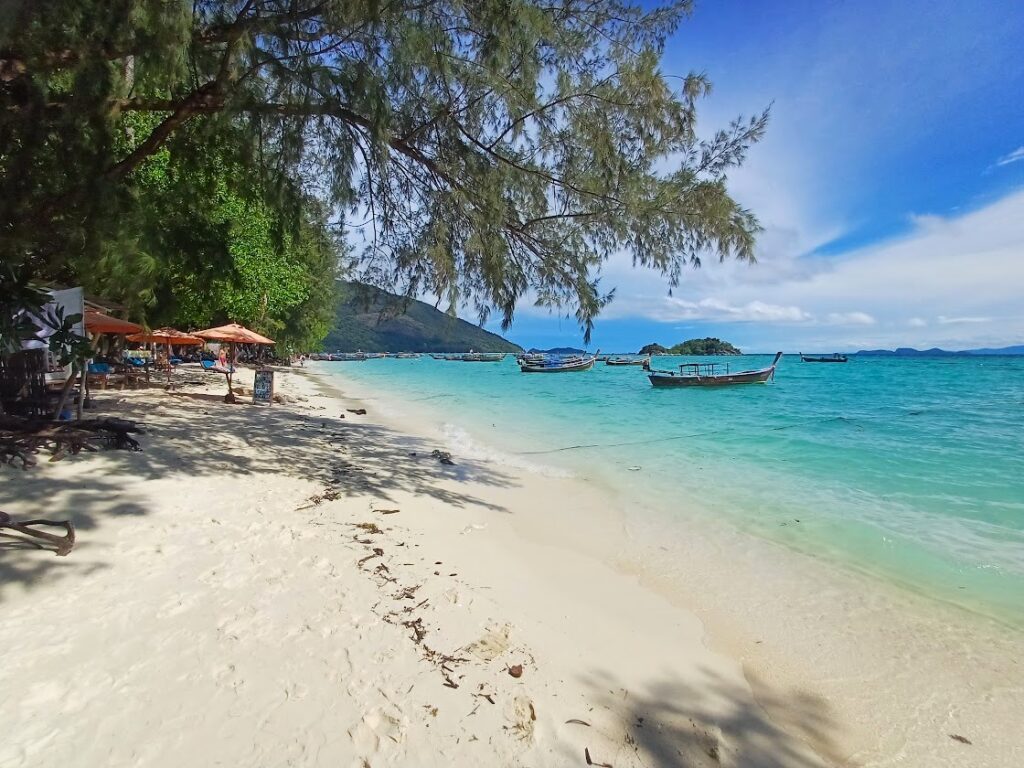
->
<box><xmin>0</xmin><ymin>384</ymin><xmax>517</xmax><ymax>600</ymax></box>
<box><xmin>569</xmin><ymin>665</ymin><xmax>841</xmax><ymax>768</ymax></box>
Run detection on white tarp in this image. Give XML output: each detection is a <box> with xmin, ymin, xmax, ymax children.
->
<box><xmin>21</xmin><ymin>286</ymin><xmax>85</xmax><ymax>350</ymax></box>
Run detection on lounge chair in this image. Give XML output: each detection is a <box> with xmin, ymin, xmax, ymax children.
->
<box><xmin>201</xmin><ymin>359</ymin><xmax>235</xmax><ymax>373</ymax></box>
<box><xmin>86</xmin><ymin>362</ymin><xmax>125</xmax><ymax>390</ymax></box>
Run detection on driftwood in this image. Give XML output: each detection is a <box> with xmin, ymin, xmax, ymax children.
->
<box><xmin>0</xmin><ymin>511</ymin><xmax>76</xmax><ymax>556</ymax></box>
<box><xmin>0</xmin><ymin>416</ymin><xmax>143</xmax><ymax>469</ymax></box>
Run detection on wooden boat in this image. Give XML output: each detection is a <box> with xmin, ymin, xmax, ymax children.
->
<box><xmin>395</xmin><ymin>353</ymin><xmax>420</xmax><ymax>359</ymax></box>
<box><xmin>459</xmin><ymin>352</ymin><xmax>506</xmax><ymax>362</ymax></box>
<box><xmin>331</xmin><ymin>352</ymin><xmax>367</xmax><ymax>361</ymax></box>
<box><xmin>516</xmin><ymin>353</ymin><xmax>546</xmax><ymax>366</ymax></box>
<box><xmin>800</xmin><ymin>353</ymin><xmax>847</xmax><ymax>363</ymax></box>
<box><xmin>648</xmin><ymin>352</ymin><xmax>783</xmax><ymax>387</ymax></box>
<box><xmin>606</xmin><ymin>356</ymin><xmax>649</xmax><ymax>366</ymax></box>
<box><xmin>520</xmin><ymin>351</ymin><xmax>599</xmax><ymax>373</ymax></box>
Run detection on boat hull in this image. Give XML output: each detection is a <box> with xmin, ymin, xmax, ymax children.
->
<box><xmin>520</xmin><ymin>358</ymin><xmax>596</xmax><ymax>373</ymax></box>
<box><xmin>647</xmin><ymin>352</ymin><xmax>782</xmax><ymax>387</ymax></box>
<box><xmin>648</xmin><ymin>368</ymin><xmax>774</xmax><ymax>387</ymax></box>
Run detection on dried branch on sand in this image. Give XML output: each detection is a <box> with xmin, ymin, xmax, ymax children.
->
<box><xmin>0</xmin><ymin>510</ymin><xmax>76</xmax><ymax>556</ymax></box>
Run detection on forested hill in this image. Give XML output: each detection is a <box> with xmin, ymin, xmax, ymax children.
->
<box><xmin>639</xmin><ymin>338</ymin><xmax>742</xmax><ymax>355</ymax></box>
<box><xmin>321</xmin><ymin>282</ymin><xmax>522</xmax><ymax>353</ymax></box>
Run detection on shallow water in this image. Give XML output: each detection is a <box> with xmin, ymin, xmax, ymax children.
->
<box><xmin>321</xmin><ymin>354</ymin><xmax>1024</xmax><ymax>626</ymax></box>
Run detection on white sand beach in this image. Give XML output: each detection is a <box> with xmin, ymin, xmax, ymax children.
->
<box><xmin>1</xmin><ymin>367</ymin><xmax>1020</xmax><ymax>767</ymax></box>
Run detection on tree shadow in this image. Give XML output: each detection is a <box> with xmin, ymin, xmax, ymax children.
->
<box><xmin>564</xmin><ymin>665</ymin><xmax>843</xmax><ymax>768</ymax></box>
<box><xmin>0</xmin><ymin>384</ymin><xmax>518</xmax><ymax>600</ymax></box>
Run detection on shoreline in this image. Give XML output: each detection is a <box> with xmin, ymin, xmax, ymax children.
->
<box><xmin>310</xmin><ymin>362</ymin><xmax>1024</xmax><ymax>767</ymax></box>
<box><xmin>0</xmin><ymin>366</ymin><xmax>1019</xmax><ymax>766</ymax></box>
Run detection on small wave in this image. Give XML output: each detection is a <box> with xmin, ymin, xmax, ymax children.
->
<box><xmin>440</xmin><ymin>424</ymin><xmax>574</xmax><ymax>478</ymax></box>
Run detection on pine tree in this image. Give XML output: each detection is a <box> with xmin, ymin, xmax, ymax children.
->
<box><xmin>1</xmin><ymin>0</ymin><xmax>767</xmax><ymax>341</ymax></box>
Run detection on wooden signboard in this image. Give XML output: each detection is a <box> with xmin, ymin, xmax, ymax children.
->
<box><xmin>252</xmin><ymin>368</ymin><xmax>274</xmax><ymax>406</ymax></box>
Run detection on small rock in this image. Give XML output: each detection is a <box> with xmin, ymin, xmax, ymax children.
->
<box><xmin>508</xmin><ymin>664</ymin><xmax>523</xmax><ymax>679</ymax></box>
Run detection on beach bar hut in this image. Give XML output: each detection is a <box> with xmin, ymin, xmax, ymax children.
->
<box><xmin>193</xmin><ymin>323</ymin><xmax>274</xmax><ymax>402</ymax></box>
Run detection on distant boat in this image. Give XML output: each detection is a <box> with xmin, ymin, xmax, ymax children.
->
<box><xmin>648</xmin><ymin>352</ymin><xmax>783</xmax><ymax>387</ymax></box>
<box><xmin>520</xmin><ymin>351</ymin><xmax>600</xmax><ymax>373</ymax></box>
<box><xmin>332</xmin><ymin>352</ymin><xmax>367</xmax><ymax>361</ymax></box>
<box><xmin>516</xmin><ymin>353</ymin><xmax>547</xmax><ymax>367</ymax></box>
<box><xmin>459</xmin><ymin>352</ymin><xmax>506</xmax><ymax>362</ymax></box>
<box><xmin>800</xmin><ymin>353</ymin><xmax>847</xmax><ymax>363</ymax></box>
<box><xmin>606</xmin><ymin>356</ymin><xmax>650</xmax><ymax>366</ymax></box>
<box><xmin>395</xmin><ymin>352</ymin><xmax>420</xmax><ymax>359</ymax></box>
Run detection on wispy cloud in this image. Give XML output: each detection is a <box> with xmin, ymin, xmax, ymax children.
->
<box><xmin>650</xmin><ymin>297</ymin><xmax>813</xmax><ymax>324</ymax></box>
<box><xmin>908</xmin><ymin>317</ymin><xmax>928</xmax><ymax>328</ymax></box>
<box><xmin>826</xmin><ymin>311</ymin><xmax>876</xmax><ymax>325</ymax></box>
<box><xmin>937</xmin><ymin>315</ymin><xmax>992</xmax><ymax>325</ymax></box>
<box><xmin>995</xmin><ymin>146</ymin><xmax>1024</xmax><ymax>167</ymax></box>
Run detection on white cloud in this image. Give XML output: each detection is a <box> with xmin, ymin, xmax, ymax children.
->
<box><xmin>995</xmin><ymin>147</ymin><xmax>1024</xmax><ymax>167</ymax></box>
<box><xmin>826</xmin><ymin>311</ymin><xmax>876</xmax><ymax>325</ymax></box>
<box><xmin>586</xmin><ymin>187</ymin><xmax>1024</xmax><ymax>349</ymax></box>
<box><xmin>647</xmin><ymin>297</ymin><xmax>813</xmax><ymax>324</ymax></box>
<box><xmin>937</xmin><ymin>315</ymin><xmax>992</xmax><ymax>325</ymax></box>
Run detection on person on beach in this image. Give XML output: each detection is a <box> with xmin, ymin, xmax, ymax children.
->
<box><xmin>217</xmin><ymin>347</ymin><xmax>229</xmax><ymax>370</ymax></box>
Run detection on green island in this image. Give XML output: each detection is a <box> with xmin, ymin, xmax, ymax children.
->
<box><xmin>639</xmin><ymin>338</ymin><xmax>742</xmax><ymax>355</ymax></box>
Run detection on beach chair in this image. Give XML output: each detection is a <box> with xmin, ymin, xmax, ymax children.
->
<box><xmin>86</xmin><ymin>362</ymin><xmax>124</xmax><ymax>390</ymax></box>
<box><xmin>123</xmin><ymin>357</ymin><xmax>150</xmax><ymax>387</ymax></box>
<box><xmin>201</xmin><ymin>359</ymin><xmax>235</xmax><ymax>373</ymax></box>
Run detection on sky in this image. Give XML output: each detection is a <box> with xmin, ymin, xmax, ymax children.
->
<box><xmin>490</xmin><ymin>0</ymin><xmax>1024</xmax><ymax>352</ymax></box>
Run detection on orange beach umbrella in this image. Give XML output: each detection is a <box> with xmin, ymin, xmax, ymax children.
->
<box><xmin>193</xmin><ymin>323</ymin><xmax>274</xmax><ymax>345</ymax></box>
<box><xmin>193</xmin><ymin>323</ymin><xmax>275</xmax><ymax>402</ymax></box>
<box><xmin>127</xmin><ymin>327</ymin><xmax>204</xmax><ymax>386</ymax></box>
<box><xmin>126</xmin><ymin>327</ymin><xmax>204</xmax><ymax>346</ymax></box>
<box><xmin>84</xmin><ymin>309</ymin><xmax>143</xmax><ymax>335</ymax></box>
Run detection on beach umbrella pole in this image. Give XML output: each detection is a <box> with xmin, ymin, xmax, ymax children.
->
<box><xmin>225</xmin><ymin>341</ymin><xmax>236</xmax><ymax>403</ymax></box>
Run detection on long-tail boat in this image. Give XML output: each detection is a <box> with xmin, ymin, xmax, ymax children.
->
<box><xmin>800</xmin><ymin>353</ymin><xmax>847</xmax><ymax>363</ymax></box>
<box><xmin>459</xmin><ymin>352</ymin><xmax>506</xmax><ymax>362</ymax></box>
<box><xmin>520</xmin><ymin>351</ymin><xmax>600</xmax><ymax>373</ymax></box>
<box><xmin>606</xmin><ymin>356</ymin><xmax>650</xmax><ymax>366</ymax></box>
<box><xmin>647</xmin><ymin>352</ymin><xmax>783</xmax><ymax>387</ymax></box>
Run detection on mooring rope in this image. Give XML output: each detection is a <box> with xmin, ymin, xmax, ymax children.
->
<box><xmin>514</xmin><ymin>416</ymin><xmax>851</xmax><ymax>455</ymax></box>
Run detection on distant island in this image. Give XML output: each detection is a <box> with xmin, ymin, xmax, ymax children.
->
<box><xmin>321</xmin><ymin>281</ymin><xmax>522</xmax><ymax>353</ymax></box>
<box><xmin>639</xmin><ymin>337</ymin><xmax>741</xmax><ymax>356</ymax></box>
<box><xmin>856</xmin><ymin>345</ymin><xmax>1024</xmax><ymax>357</ymax></box>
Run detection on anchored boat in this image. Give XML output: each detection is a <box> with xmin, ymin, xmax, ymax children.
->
<box><xmin>606</xmin><ymin>356</ymin><xmax>650</xmax><ymax>366</ymax></box>
<box><xmin>520</xmin><ymin>351</ymin><xmax>600</xmax><ymax>373</ymax></box>
<box><xmin>648</xmin><ymin>352</ymin><xmax>783</xmax><ymax>387</ymax></box>
<box><xmin>800</xmin><ymin>353</ymin><xmax>847</xmax><ymax>363</ymax></box>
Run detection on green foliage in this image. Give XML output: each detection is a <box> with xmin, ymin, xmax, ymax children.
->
<box><xmin>2</xmin><ymin>0</ymin><xmax>766</xmax><ymax>343</ymax></box>
<box><xmin>323</xmin><ymin>282</ymin><xmax>521</xmax><ymax>353</ymax></box>
<box><xmin>637</xmin><ymin>343</ymin><xmax>668</xmax><ymax>355</ymax></box>
<box><xmin>666</xmin><ymin>337</ymin><xmax>741</xmax><ymax>355</ymax></box>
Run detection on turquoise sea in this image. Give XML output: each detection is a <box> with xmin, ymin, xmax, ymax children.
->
<box><xmin>322</xmin><ymin>354</ymin><xmax>1024</xmax><ymax>627</ymax></box>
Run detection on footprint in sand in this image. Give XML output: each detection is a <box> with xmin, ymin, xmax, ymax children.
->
<box><xmin>348</xmin><ymin>705</ymin><xmax>407</xmax><ymax>757</ymax></box>
<box><xmin>462</xmin><ymin>622</ymin><xmax>512</xmax><ymax>662</ymax></box>
<box><xmin>508</xmin><ymin>694</ymin><xmax>537</xmax><ymax>742</ymax></box>
<box><xmin>154</xmin><ymin>591</ymin><xmax>200</xmax><ymax>619</ymax></box>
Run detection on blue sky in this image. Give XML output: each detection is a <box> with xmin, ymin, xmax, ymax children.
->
<box><xmin>491</xmin><ymin>0</ymin><xmax>1024</xmax><ymax>352</ymax></box>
